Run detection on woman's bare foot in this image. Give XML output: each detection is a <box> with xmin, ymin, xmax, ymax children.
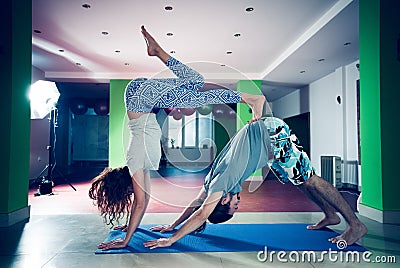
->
<box><xmin>328</xmin><ymin>222</ymin><xmax>368</xmax><ymax>246</ymax></box>
<box><xmin>141</xmin><ymin>26</ymin><xmax>170</xmax><ymax>62</ymax></box>
<box><xmin>141</xmin><ymin>26</ymin><xmax>160</xmax><ymax>56</ymax></box>
<box><xmin>241</xmin><ymin>93</ymin><xmax>265</xmax><ymax>122</ymax></box>
<box><xmin>307</xmin><ymin>214</ymin><xmax>341</xmax><ymax>230</ymax></box>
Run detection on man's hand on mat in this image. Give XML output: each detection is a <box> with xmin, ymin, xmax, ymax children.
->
<box><xmin>113</xmin><ymin>224</ymin><xmax>128</xmax><ymax>232</ymax></box>
<box><xmin>143</xmin><ymin>238</ymin><xmax>172</xmax><ymax>249</ymax></box>
<box><xmin>150</xmin><ymin>224</ymin><xmax>174</xmax><ymax>233</ymax></box>
<box><xmin>98</xmin><ymin>238</ymin><xmax>128</xmax><ymax>250</ymax></box>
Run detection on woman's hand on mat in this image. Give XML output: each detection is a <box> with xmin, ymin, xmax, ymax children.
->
<box><xmin>150</xmin><ymin>224</ymin><xmax>174</xmax><ymax>233</ymax></box>
<box><xmin>113</xmin><ymin>224</ymin><xmax>128</xmax><ymax>232</ymax></box>
<box><xmin>98</xmin><ymin>238</ymin><xmax>128</xmax><ymax>250</ymax></box>
<box><xmin>143</xmin><ymin>238</ymin><xmax>172</xmax><ymax>249</ymax></box>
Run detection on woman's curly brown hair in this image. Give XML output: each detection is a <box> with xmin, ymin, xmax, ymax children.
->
<box><xmin>88</xmin><ymin>166</ymin><xmax>133</xmax><ymax>227</ymax></box>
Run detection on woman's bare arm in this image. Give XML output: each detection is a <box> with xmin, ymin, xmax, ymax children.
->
<box><xmin>98</xmin><ymin>169</ymin><xmax>150</xmax><ymax>250</ymax></box>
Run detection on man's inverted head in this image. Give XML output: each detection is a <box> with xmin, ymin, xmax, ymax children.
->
<box><xmin>208</xmin><ymin>192</ymin><xmax>240</xmax><ymax>223</ymax></box>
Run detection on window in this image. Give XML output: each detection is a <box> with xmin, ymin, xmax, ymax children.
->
<box><xmin>183</xmin><ymin>113</ymin><xmax>196</xmax><ymax>146</ymax></box>
<box><xmin>168</xmin><ymin>111</ymin><xmax>213</xmax><ymax>148</ymax></box>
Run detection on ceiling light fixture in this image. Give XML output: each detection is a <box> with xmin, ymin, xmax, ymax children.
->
<box><xmin>246</xmin><ymin>7</ymin><xmax>254</xmax><ymax>12</ymax></box>
<box><xmin>165</xmin><ymin>6</ymin><xmax>173</xmax><ymax>11</ymax></box>
<box><xmin>82</xmin><ymin>3</ymin><xmax>91</xmax><ymax>9</ymax></box>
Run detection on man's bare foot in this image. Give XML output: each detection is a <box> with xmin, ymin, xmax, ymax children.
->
<box><xmin>328</xmin><ymin>222</ymin><xmax>368</xmax><ymax>246</ymax></box>
<box><xmin>307</xmin><ymin>214</ymin><xmax>341</xmax><ymax>230</ymax></box>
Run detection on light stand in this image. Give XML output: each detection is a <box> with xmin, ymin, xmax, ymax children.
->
<box><xmin>34</xmin><ymin>107</ymin><xmax>76</xmax><ymax>194</ymax></box>
<box><xmin>30</xmin><ymin>80</ymin><xmax>76</xmax><ymax>195</ymax></box>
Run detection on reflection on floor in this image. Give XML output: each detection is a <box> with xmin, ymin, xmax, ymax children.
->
<box><xmin>28</xmin><ymin>166</ymin><xmax>358</xmax><ymax>215</ymax></box>
<box><xmin>2</xmin><ymin>167</ymin><xmax>397</xmax><ymax>267</ymax></box>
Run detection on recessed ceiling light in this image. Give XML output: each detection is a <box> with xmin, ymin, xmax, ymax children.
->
<box><xmin>58</xmin><ymin>49</ymin><xmax>64</xmax><ymax>52</ymax></box>
<box><xmin>234</xmin><ymin>33</ymin><xmax>241</xmax><ymax>37</ymax></box>
<box><xmin>34</xmin><ymin>30</ymin><xmax>41</xmax><ymax>34</ymax></box>
<box><xmin>246</xmin><ymin>7</ymin><xmax>254</xmax><ymax>12</ymax></box>
<box><xmin>102</xmin><ymin>31</ymin><xmax>109</xmax><ymax>35</ymax></box>
<box><xmin>165</xmin><ymin>6</ymin><xmax>173</xmax><ymax>11</ymax></box>
<box><xmin>344</xmin><ymin>42</ymin><xmax>351</xmax><ymax>46</ymax></box>
<box><xmin>226</xmin><ymin>51</ymin><xmax>233</xmax><ymax>54</ymax></box>
<box><xmin>76</xmin><ymin>63</ymin><xmax>81</xmax><ymax>66</ymax></box>
<box><xmin>170</xmin><ymin>50</ymin><xmax>176</xmax><ymax>54</ymax></box>
<box><xmin>82</xmin><ymin>3</ymin><xmax>91</xmax><ymax>9</ymax></box>
<box><xmin>300</xmin><ymin>70</ymin><xmax>305</xmax><ymax>73</ymax></box>
<box><xmin>115</xmin><ymin>50</ymin><xmax>121</xmax><ymax>53</ymax></box>
<box><xmin>166</xmin><ymin>32</ymin><xmax>173</xmax><ymax>36</ymax></box>
<box><xmin>318</xmin><ymin>58</ymin><xmax>325</xmax><ymax>62</ymax></box>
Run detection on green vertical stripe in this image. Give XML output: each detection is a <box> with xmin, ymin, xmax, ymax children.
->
<box><xmin>359</xmin><ymin>0</ymin><xmax>383</xmax><ymax>210</ymax></box>
<box><xmin>236</xmin><ymin>80</ymin><xmax>263</xmax><ymax>178</ymax></box>
<box><xmin>0</xmin><ymin>0</ymin><xmax>31</xmax><ymax>213</ymax></box>
<box><xmin>109</xmin><ymin>80</ymin><xmax>130</xmax><ymax>168</ymax></box>
<box><xmin>359</xmin><ymin>0</ymin><xmax>400</xmax><ymax>211</ymax></box>
<box><xmin>379</xmin><ymin>1</ymin><xmax>400</xmax><ymax>210</ymax></box>
<box><xmin>236</xmin><ymin>80</ymin><xmax>263</xmax><ymax>129</ymax></box>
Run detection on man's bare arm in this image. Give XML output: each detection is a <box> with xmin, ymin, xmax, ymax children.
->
<box><xmin>144</xmin><ymin>191</ymin><xmax>223</xmax><ymax>249</ymax></box>
<box><xmin>150</xmin><ymin>188</ymin><xmax>207</xmax><ymax>232</ymax></box>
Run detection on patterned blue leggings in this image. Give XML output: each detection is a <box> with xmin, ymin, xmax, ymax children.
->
<box><xmin>125</xmin><ymin>57</ymin><xmax>242</xmax><ymax>113</ymax></box>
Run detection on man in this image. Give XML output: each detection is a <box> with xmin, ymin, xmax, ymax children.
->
<box><xmin>143</xmin><ymin>116</ymin><xmax>367</xmax><ymax>249</ymax></box>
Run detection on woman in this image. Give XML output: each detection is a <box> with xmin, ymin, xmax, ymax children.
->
<box><xmin>89</xmin><ymin>26</ymin><xmax>266</xmax><ymax>251</ymax></box>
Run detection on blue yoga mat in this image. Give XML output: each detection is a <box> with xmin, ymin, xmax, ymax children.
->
<box><xmin>95</xmin><ymin>224</ymin><xmax>366</xmax><ymax>254</ymax></box>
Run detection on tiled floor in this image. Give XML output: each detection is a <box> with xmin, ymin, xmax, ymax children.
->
<box><xmin>1</xmin><ymin>212</ymin><xmax>399</xmax><ymax>267</ymax></box>
<box><xmin>2</xmin><ymin>166</ymin><xmax>399</xmax><ymax>267</ymax></box>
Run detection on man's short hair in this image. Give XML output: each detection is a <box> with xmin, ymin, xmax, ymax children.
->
<box><xmin>208</xmin><ymin>202</ymin><xmax>233</xmax><ymax>223</ymax></box>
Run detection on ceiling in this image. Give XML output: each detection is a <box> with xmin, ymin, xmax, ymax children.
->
<box><xmin>32</xmin><ymin>0</ymin><xmax>359</xmax><ymax>101</ymax></box>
